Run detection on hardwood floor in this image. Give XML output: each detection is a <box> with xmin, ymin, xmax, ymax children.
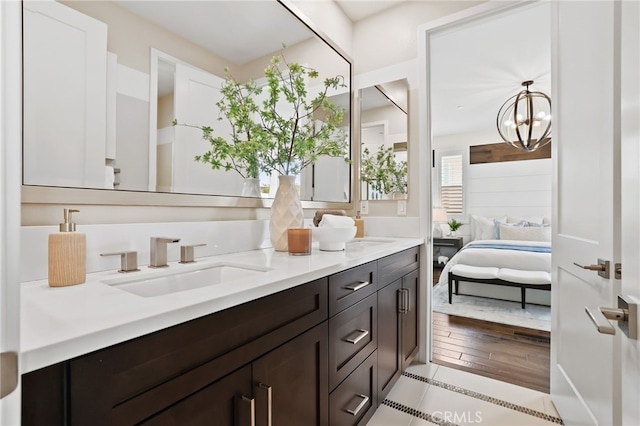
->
<box><xmin>433</xmin><ymin>267</ymin><xmax>442</xmax><ymax>286</ymax></box>
<box><xmin>431</xmin><ymin>312</ymin><xmax>551</xmax><ymax>393</ymax></box>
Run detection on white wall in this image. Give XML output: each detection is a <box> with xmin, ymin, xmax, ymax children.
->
<box><xmin>433</xmin><ymin>128</ymin><xmax>552</xmax><ymax>238</ymax></box>
<box><xmin>352</xmin><ymin>1</ymin><xmax>482</xmax><ymax>74</ymax></box>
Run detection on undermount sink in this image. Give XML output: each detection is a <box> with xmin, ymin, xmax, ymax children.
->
<box><xmin>101</xmin><ymin>262</ymin><xmax>271</xmax><ymax>297</ymax></box>
<box><xmin>346</xmin><ymin>238</ymin><xmax>395</xmax><ymax>249</ymax></box>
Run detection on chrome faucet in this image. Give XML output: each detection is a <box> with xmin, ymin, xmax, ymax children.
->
<box><xmin>149</xmin><ymin>237</ymin><xmax>180</xmax><ymax>268</ymax></box>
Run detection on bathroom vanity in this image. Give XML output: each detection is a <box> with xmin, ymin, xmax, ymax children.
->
<box><xmin>21</xmin><ymin>239</ymin><xmax>422</xmax><ymax>426</ymax></box>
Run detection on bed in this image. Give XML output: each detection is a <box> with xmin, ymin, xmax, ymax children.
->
<box><xmin>436</xmin><ymin>215</ymin><xmax>552</xmax><ymax>307</ymax></box>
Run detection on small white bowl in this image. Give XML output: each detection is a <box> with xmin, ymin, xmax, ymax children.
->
<box><xmin>312</xmin><ymin>226</ymin><xmax>357</xmax><ymax>251</ymax></box>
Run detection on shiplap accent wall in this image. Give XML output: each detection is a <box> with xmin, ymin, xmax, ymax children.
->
<box><xmin>466</xmin><ymin>158</ymin><xmax>552</xmax><ymax>218</ymax></box>
<box><xmin>433</xmin><ymin>129</ymin><xmax>552</xmax><ymax>237</ymax></box>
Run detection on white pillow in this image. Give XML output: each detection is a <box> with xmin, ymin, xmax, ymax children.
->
<box><xmin>471</xmin><ymin>215</ymin><xmax>507</xmax><ymax>240</ymax></box>
<box><xmin>494</xmin><ymin>219</ymin><xmax>525</xmax><ymax>239</ymax></box>
<box><xmin>499</xmin><ymin>224</ymin><xmax>551</xmax><ymax>242</ymax></box>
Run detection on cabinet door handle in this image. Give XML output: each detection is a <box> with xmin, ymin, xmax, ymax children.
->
<box><xmin>235</xmin><ymin>394</ymin><xmax>255</xmax><ymax>426</ymax></box>
<box><xmin>398</xmin><ymin>288</ymin><xmax>409</xmax><ymax>314</ymax></box>
<box><xmin>344</xmin><ymin>329</ymin><xmax>369</xmax><ymax>344</ymax></box>
<box><xmin>257</xmin><ymin>382</ymin><xmax>272</xmax><ymax>426</ymax></box>
<box><xmin>345</xmin><ymin>393</ymin><xmax>370</xmax><ymax>416</ymax></box>
<box><xmin>404</xmin><ymin>288</ymin><xmax>411</xmax><ymax>314</ymax></box>
<box><xmin>343</xmin><ymin>281</ymin><xmax>370</xmax><ymax>292</ymax></box>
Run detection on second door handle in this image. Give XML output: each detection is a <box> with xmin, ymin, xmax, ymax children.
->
<box><xmin>573</xmin><ymin>259</ymin><xmax>610</xmax><ymax>279</ymax></box>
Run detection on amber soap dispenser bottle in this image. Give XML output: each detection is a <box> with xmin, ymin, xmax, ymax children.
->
<box><xmin>48</xmin><ymin>208</ymin><xmax>86</xmax><ymax>287</ymax></box>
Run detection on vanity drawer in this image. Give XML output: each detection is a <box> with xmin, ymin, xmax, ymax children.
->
<box><xmin>329</xmin><ymin>293</ymin><xmax>377</xmax><ymax>391</ymax></box>
<box><xmin>377</xmin><ymin>246</ymin><xmax>419</xmax><ymax>289</ymax></box>
<box><xmin>329</xmin><ymin>261</ymin><xmax>377</xmax><ymax>316</ymax></box>
<box><xmin>330</xmin><ymin>350</ymin><xmax>378</xmax><ymax>426</ymax></box>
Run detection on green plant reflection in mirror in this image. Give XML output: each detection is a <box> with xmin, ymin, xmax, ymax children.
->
<box><xmin>359</xmin><ymin>79</ymin><xmax>408</xmax><ymax>201</ymax></box>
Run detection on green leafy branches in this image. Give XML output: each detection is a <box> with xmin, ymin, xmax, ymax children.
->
<box><xmin>174</xmin><ymin>68</ymin><xmax>263</xmax><ymax>179</ymax></box>
<box><xmin>176</xmin><ymin>46</ymin><xmax>350</xmax><ymax>179</ymax></box>
<box><xmin>360</xmin><ymin>145</ymin><xmax>408</xmax><ymax>195</ymax></box>
<box><xmin>256</xmin><ymin>50</ymin><xmax>349</xmax><ymax>176</ymax></box>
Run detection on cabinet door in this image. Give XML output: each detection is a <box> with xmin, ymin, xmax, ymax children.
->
<box><xmin>377</xmin><ymin>278</ymin><xmax>402</xmax><ymax>401</ymax></box>
<box><xmin>253</xmin><ymin>322</ymin><xmax>328</xmax><ymax>426</ymax></box>
<box><xmin>401</xmin><ymin>269</ymin><xmax>419</xmax><ymax>370</ymax></box>
<box><xmin>23</xmin><ymin>1</ymin><xmax>108</xmax><ymax>189</ymax></box>
<box><xmin>22</xmin><ymin>363</ymin><xmax>66</xmax><ymax>425</ymax></box>
<box><xmin>141</xmin><ymin>365</ymin><xmax>253</xmax><ymax>426</ymax></box>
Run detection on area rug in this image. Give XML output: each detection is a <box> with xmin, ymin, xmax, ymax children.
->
<box><xmin>431</xmin><ymin>282</ymin><xmax>551</xmax><ymax>332</ymax></box>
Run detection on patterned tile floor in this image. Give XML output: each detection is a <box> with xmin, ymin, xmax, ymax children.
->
<box><xmin>367</xmin><ymin>363</ymin><xmax>562</xmax><ymax>426</ymax></box>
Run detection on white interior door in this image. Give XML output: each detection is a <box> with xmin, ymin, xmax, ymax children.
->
<box><xmin>0</xmin><ymin>1</ymin><xmax>22</xmax><ymax>423</ymax></box>
<box><xmin>173</xmin><ymin>63</ymin><xmax>244</xmax><ymax>195</ymax></box>
<box><xmin>552</xmin><ymin>1</ymin><xmax>640</xmax><ymax>425</ymax></box>
<box><xmin>551</xmin><ymin>1</ymin><xmax>620</xmax><ymax>425</ymax></box>
<box><xmin>620</xmin><ymin>1</ymin><xmax>640</xmax><ymax>424</ymax></box>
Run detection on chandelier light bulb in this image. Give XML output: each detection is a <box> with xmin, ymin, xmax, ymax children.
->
<box><xmin>496</xmin><ymin>80</ymin><xmax>552</xmax><ymax>152</ymax></box>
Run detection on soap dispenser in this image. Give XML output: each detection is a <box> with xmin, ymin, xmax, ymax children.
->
<box><xmin>355</xmin><ymin>211</ymin><xmax>364</xmax><ymax>238</ymax></box>
<box><xmin>48</xmin><ymin>209</ymin><xmax>86</xmax><ymax>287</ymax></box>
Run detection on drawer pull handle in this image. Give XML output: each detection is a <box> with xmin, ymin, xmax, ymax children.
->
<box><xmin>235</xmin><ymin>394</ymin><xmax>255</xmax><ymax>426</ymax></box>
<box><xmin>344</xmin><ymin>329</ymin><xmax>369</xmax><ymax>344</ymax></box>
<box><xmin>344</xmin><ymin>281</ymin><xmax>370</xmax><ymax>292</ymax></box>
<box><xmin>437</xmin><ymin>242</ymin><xmax>456</xmax><ymax>247</ymax></box>
<box><xmin>345</xmin><ymin>393</ymin><xmax>370</xmax><ymax>416</ymax></box>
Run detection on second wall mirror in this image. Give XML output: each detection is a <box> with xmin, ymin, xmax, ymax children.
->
<box><xmin>359</xmin><ymin>79</ymin><xmax>408</xmax><ymax>201</ymax></box>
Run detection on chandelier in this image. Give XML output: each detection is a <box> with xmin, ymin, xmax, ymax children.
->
<box><xmin>497</xmin><ymin>80</ymin><xmax>551</xmax><ymax>152</ymax></box>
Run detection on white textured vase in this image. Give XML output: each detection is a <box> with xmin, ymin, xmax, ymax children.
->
<box><xmin>241</xmin><ymin>178</ymin><xmax>261</xmax><ymax>197</ymax></box>
<box><xmin>270</xmin><ymin>175</ymin><xmax>304</xmax><ymax>251</ymax></box>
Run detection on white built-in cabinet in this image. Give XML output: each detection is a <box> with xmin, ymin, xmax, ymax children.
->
<box><xmin>23</xmin><ymin>1</ymin><xmax>108</xmax><ymax>189</ymax></box>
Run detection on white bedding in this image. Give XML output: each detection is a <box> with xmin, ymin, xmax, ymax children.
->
<box><xmin>436</xmin><ymin>239</ymin><xmax>552</xmax><ymax>287</ymax></box>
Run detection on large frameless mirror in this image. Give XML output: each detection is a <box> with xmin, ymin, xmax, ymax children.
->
<box><xmin>22</xmin><ymin>0</ymin><xmax>352</xmax><ymax>204</ymax></box>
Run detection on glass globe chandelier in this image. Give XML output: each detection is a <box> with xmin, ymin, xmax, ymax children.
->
<box><xmin>497</xmin><ymin>80</ymin><xmax>552</xmax><ymax>152</ymax></box>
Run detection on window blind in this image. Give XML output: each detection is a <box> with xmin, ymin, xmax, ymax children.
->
<box><xmin>441</xmin><ymin>154</ymin><xmax>463</xmax><ymax>213</ymax></box>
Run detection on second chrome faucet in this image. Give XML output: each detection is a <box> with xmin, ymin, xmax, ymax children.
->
<box><xmin>149</xmin><ymin>237</ymin><xmax>180</xmax><ymax>268</ymax></box>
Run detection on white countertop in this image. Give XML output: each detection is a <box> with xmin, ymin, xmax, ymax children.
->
<box><xmin>20</xmin><ymin>237</ymin><xmax>423</xmax><ymax>374</ymax></box>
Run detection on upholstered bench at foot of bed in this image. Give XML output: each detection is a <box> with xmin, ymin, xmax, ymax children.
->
<box><xmin>448</xmin><ymin>264</ymin><xmax>551</xmax><ymax>309</ymax></box>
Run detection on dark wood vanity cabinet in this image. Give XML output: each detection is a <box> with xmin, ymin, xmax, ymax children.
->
<box><xmin>142</xmin><ymin>322</ymin><xmax>328</xmax><ymax>426</ymax></box>
<box><xmin>377</xmin><ymin>248</ymin><xmax>420</xmax><ymax>402</ymax></box>
<box><xmin>24</xmin><ymin>277</ymin><xmax>329</xmax><ymax>426</ymax></box>
<box><xmin>328</xmin><ymin>261</ymin><xmax>379</xmax><ymax>426</ymax></box>
<box><xmin>326</xmin><ymin>247</ymin><xmax>420</xmax><ymax>426</ymax></box>
<box><xmin>22</xmin><ymin>246</ymin><xmax>421</xmax><ymax>426</ymax></box>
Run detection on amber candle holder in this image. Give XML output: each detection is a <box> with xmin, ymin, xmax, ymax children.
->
<box><xmin>288</xmin><ymin>228</ymin><xmax>312</xmax><ymax>256</ymax></box>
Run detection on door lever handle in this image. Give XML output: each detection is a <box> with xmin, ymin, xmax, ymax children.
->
<box><xmin>573</xmin><ymin>259</ymin><xmax>610</xmax><ymax>279</ymax></box>
<box><xmin>585</xmin><ymin>295</ymin><xmax>638</xmax><ymax>339</ymax></box>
